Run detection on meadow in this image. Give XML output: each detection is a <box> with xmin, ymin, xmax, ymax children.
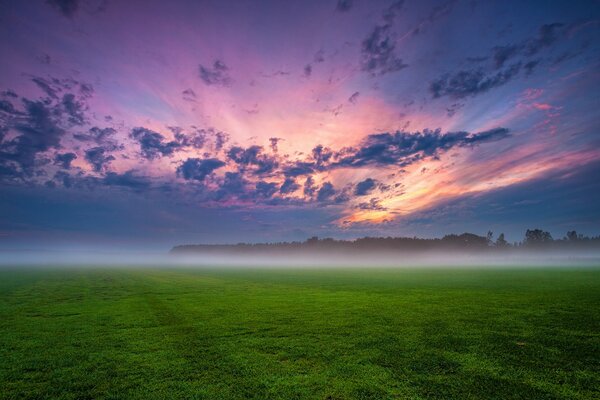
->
<box><xmin>0</xmin><ymin>267</ymin><xmax>598</xmax><ymax>399</ymax></box>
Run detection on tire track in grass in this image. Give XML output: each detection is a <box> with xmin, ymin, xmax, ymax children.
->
<box><xmin>136</xmin><ymin>276</ymin><xmax>272</xmax><ymax>400</ymax></box>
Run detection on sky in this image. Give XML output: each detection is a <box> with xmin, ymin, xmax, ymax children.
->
<box><xmin>0</xmin><ymin>0</ymin><xmax>599</xmax><ymax>251</ymax></box>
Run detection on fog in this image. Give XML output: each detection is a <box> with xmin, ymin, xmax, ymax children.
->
<box><xmin>1</xmin><ymin>247</ymin><xmax>600</xmax><ymax>269</ymax></box>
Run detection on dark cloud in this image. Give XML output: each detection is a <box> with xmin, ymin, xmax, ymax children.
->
<box><xmin>492</xmin><ymin>45</ymin><xmax>520</xmax><ymax>69</ymax></box>
<box><xmin>446</xmin><ymin>102</ymin><xmax>464</xmax><ymax>117</ymax></box>
<box><xmin>182</xmin><ymin>88</ymin><xmax>197</xmax><ymax>102</ymax></box>
<box><xmin>360</xmin><ymin>1</ymin><xmax>408</xmax><ymax>76</ymax></box>
<box><xmin>177</xmin><ymin>158</ymin><xmax>225</xmax><ymax>182</ymax></box>
<box><xmin>524</xmin><ymin>59</ymin><xmax>541</xmax><ymax>76</ymax></box>
<box><xmin>431</xmin><ymin>22</ymin><xmax>570</xmax><ymax>100</ymax></box>
<box><xmin>0</xmin><ymin>99</ymin><xmax>65</xmax><ymax>178</ymax></box>
<box><xmin>61</xmin><ymin>93</ymin><xmax>86</xmax><ymax>125</ymax></box>
<box><xmin>199</xmin><ymin>60</ymin><xmax>232</xmax><ymax>86</ymax></box>
<box><xmin>269</xmin><ymin>137</ymin><xmax>281</xmax><ymax>153</ymax></box>
<box><xmin>357</xmin><ymin>198</ymin><xmax>387</xmax><ymax>211</ymax></box>
<box><xmin>303</xmin><ymin>64</ymin><xmax>312</xmax><ymax>77</ymax></box>
<box><xmin>361</xmin><ymin>24</ymin><xmax>408</xmax><ymax>76</ymax></box>
<box><xmin>75</xmin><ymin>126</ymin><xmax>120</xmax><ymax>148</ymax></box>
<box><xmin>312</xmin><ymin>145</ymin><xmax>334</xmax><ymax>167</ymax></box>
<box><xmin>348</xmin><ymin>92</ymin><xmax>360</xmax><ymax>104</ymax></box>
<box><xmin>335</xmin><ymin>128</ymin><xmax>510</xmax><ymax>168</ymax></box>
<box><xmin>317</xmin><ymin>182</ymin><xmax>336</xmax><ymax>202</ymax></box>
<box><xmin>283</xmin><ymin>161</ymin><xmax>314</xmax><ymax>177</ymax></box>
<box><xmin>32</xmin><ymin>77</ymin><xmax>59</xmax><ymax>99</ymax></box>
<box><xmin>227</xmin><ymin>145</ymin><xmax>278</xmax><ymax>175</ymax></box>
<box><xmin>2</xmin><ymin>90</ymin><xmax>18</xmax><ymax>98</ymax></box>
<box><xmin>336</xmin><ymin>0</ymin><xmax>353</xmax><ymax>12</ymax></box>
<box><xmin>0</xmin><ymin>79</ymin><xmax>94</xmax><ymax>180</ymax></box>
<box><xmin>172</xmin><ymin>127</ymin><xmax>206</xmax><ymax>149</ymax></box>
<box><xmin>313</xmin><ymin>50</ymin><xmax>325</xmax><ymax>63</ymax></box>
<box><xmin>54</xmin><ymin>152</ymin><xmax>77</xmax><ymax>169</ymax></box>
<box><xmin>280</xmin><ymin>177</ymin><xmax>300</xmax><ymax>194</ymax></box>
<box><xmin>430</xmin><ymin>63</ymin><xmax>521</xmax><ymax>99</ymax></box>
<box><xmin>256</xmin><ymin>181</ymin><xmax>278</xmax><ymax>198</ymax></box>
<box><xmin>30</xmin><ymin>76</ymin><xmax>90</xmax><ymax>101</ymax></box>
<box><xmin>84</xmin><ymin>147</ymin><xmax>114</xmax><ymax>172</ymax></box>
<box><xmin>215</xmin><ymin>130</ymin><xmax>229</xmax><ymax>151</ymax></box>
<box><xmin>355</xmin><ymin>178</ymin><xmax>377</xmax><ymax>196</ymax></box>
<box><xmin>103</xmin><ymin>170</ymin><xmax>151</xmax><ymax>191</ymax></box>
<box><xmin>525</xmin><ymin>23</ymin><xmax>564</xmax><ymax>56</ymax></box>
<box><xmin>304</xmin><ymin>176</ymin><xmax>317</xmax><ymax>197</ymax></box>
<box><xmin>130</xmin><ymin>127</ymin><xmax>180</xmax><ymax>160</ymax></box>
<box><xmin>215</xmin><ymin>172</ymin><xmax>247</xmax><ymax>200</ymax></box>
<box><xmin>53</xmin><ymin>170</ymin><xmax>73</xmax><ymax>188</ymax></box>
<box><xmin>46</xmin><ymin>0</ymin><xmax>79</xmax><ymax>18</ymax></box>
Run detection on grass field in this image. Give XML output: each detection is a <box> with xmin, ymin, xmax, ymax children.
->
<box><xmin>0</xmin><ymin>267</ymin><xmax>599</xmax><ymax>399</ymax></box>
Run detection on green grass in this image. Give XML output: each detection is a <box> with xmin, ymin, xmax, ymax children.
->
<box><xmin>0</xmin><ymin>267</ymin><xmax>599</xmax><ymax>399</ymax></box>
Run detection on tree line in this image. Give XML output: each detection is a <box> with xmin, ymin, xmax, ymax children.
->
<box><xmin>171</xmin><ymin>229</ymin><xmax>600</xmax><ymax>255</ymax></box>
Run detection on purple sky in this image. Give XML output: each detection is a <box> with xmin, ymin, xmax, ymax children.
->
<box><xmin>1</xmin><ymin>0</ymin><xmax>599</xmax><ymax>250</ymax></box>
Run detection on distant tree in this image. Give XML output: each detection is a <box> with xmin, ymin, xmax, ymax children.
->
<box><xmin>441</xmin><ymin>233</ymin><xmax>488</xmax><ymax>248</ymax></box>
<box><xmin>566</xmin><ymin>231</ymin><xmax>578</xmax><ymax>241</ymax></box>
<box><xmin>565</xmin><ymin>230</ymin><xmax>585</xmax><ymax>241</ymax></box>
<box><xmin>495</xmin><ymin>233</ymin><xmax>508</xmax><ymax>248</ymax></box>
<box><xmin>486</xmin><ymin>231</ymin><xmax>494</xmax><ymax>245</ymax></box>
<box><xmin>306</xmin><ymin>236</ymin><xmax>319</xmax><ymax>244</ymax></box>
<box><xmin>524</xmin><ymin>229</ymin><xmax>553</xmax><ymax>246</ymax></box>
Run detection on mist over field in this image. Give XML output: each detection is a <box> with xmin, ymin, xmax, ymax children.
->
<box><xmin>2</xmin><ymin>245</ymin><xmax>600</xmax><ymax>268</ymax></box>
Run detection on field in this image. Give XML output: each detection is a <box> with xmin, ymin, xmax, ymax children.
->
<box><xmin>0</xmin><ymin>267</ymin><xmax>599</xmax><ymax>399</ymax></box>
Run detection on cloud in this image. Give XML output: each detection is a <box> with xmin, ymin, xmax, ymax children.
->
<box><xmin>215</xmin><ymin>130</ymin><xmax>229</xmax><ymax>151</ymax></box>
<box><xmin>360</xmin><ymin>1</ymin><xmax>408</xmax><ymax>76</ymax></box>
<box><xmin>227</xmin><ymin>145</ymin><xmax>278</xmax><ymax>175</ymax></box>
<box><xmin>74</xmin><ymin>127</ymin><xmax>121</xmax><ymax>151</ymax></box>
<box><xmin>54</xmin><ymin>152</ymin><xmax>77</xmax><ymax>169</ymax></box>
<box><xmin>283</xmin><ymin>161</ymin><xmax>314</xmax><ymax>177</ymax></box>
<box><xmin>336</xmin><ymin>0</ymin><xmax>353</xmax><ymax>12</ymax></box>
<box><xmin>492</xmin><ymin>45</ymin><xmax>520</xmax><ymax>69</ymax></box>
<box><xmin>430</xmin><ymin>63</ymin><xmax>521</xmax><ymax>99</ymax></box>
<box><xmin>525</xmin><ymin>23</ymin><xmax>564</xmax><ymax>55</ymax></box>
<box><xmin>357</xmin><ymin>198</ymin><xmax>387</xmax><ymax>210</ymax></box>
<box><xmin>177</xmin><ymin>158</ymin><xmax>225</xmax><ymax>182</ymax></box>
<box><xmin>103</xmin><ymin>170</ymin><xmax>151</xmax><ymax>191</ymax></box>
<box><xmin>313</xmin><ymin>50</ymin><xmax>325</xmax><ymax>63</ymax></box>
<box><xmin>0</xmin><ymin>99</ymin><xmax>65</xmax><ymax>178</ymax></box>
<box><xmin>348</xmin><ymin>92</ymin><xmax>360</xmax><ymax>104</ymax></box>
<box><xmin>317</xmin><ymin>182</ymin><xmax>336</xmax><ymax>202</ymax></box>
<box><xmin>361</xmin><ymin>24</ymin><xmax>408</xmax><ymax>76</ymax></box>
<box><xmin>84</xmin><ymin>147</ymin><xmax>115</xmax><ymax>172</ymax></box>
<box><xmin>269</xmin><ymin>137</ymin><xmax>281</xmax><ymax>153</ymax></box>
<box><xmin>256</xmin><ymin>181</ymin><xmax>278</xmax><ymax>198</ymax></box>
<box><xmin>303</xmin><ymin>64</ymin><xmax>312</xmax><ymax>77</ymax></box>
<box><xmin>335</xmin><ymin>128</ymin><xmax>510</xmax><ymax>168</ymax></box>
<box><xmin>280</xmin><ymin>177</ymin><xmax>300</xmax><ymax>194</ymax></box>
<box><xmin>130</xmin><ymin>127</ymin><xmax>180</xmax><ymax>160</ymax></box>
<box><xmin>430</xmin><ymin>22</ymin><xmax>572</xmax><ymax>100</ymax></box>
<box><xmin>304</xmin><ymin>176</ymin><xmax>317</xmax><ymax>197</ymax></box>
<box><xmin>215</xmin><ymin>172</ymin><xmax>247</xmax><ymax>200</ymax></box>
<box><xmin>32</xmin><ymin>77</ymin><xmax>59</xmax><ymax>99</ymax></box>
<box><xmin>61</xmin><ymin>93</ymin><xmax>87</xmax><ymax>125</ymax></box>
<box><xmin>0</xmin><ymin>78</ymin><xmax>95</xmax><ymax>180</ymax></box>
<box><xmin>182</xmin><ymin>88</ymin><xmax>197</xmax><ymax>102</ymax></box>
<box><xmin>355</xmin><ymin>178</ymin><xmax>377</xmax><ymax>196</ymax></box>
<box><xmin>199</xmin><ymin>60</ymin><xmax>232</xmax><ymax>86</ymax></box>
<box><xmin>46</xmin><ymin>0</ymin><xmax>79</xmax><ymax>18</ymax></box>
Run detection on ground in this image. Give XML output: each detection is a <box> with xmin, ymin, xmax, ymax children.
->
<box><xmin>0</xmin><ymin>267</ymin><xmax>598</xmax><ymax>399</ymax></box>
